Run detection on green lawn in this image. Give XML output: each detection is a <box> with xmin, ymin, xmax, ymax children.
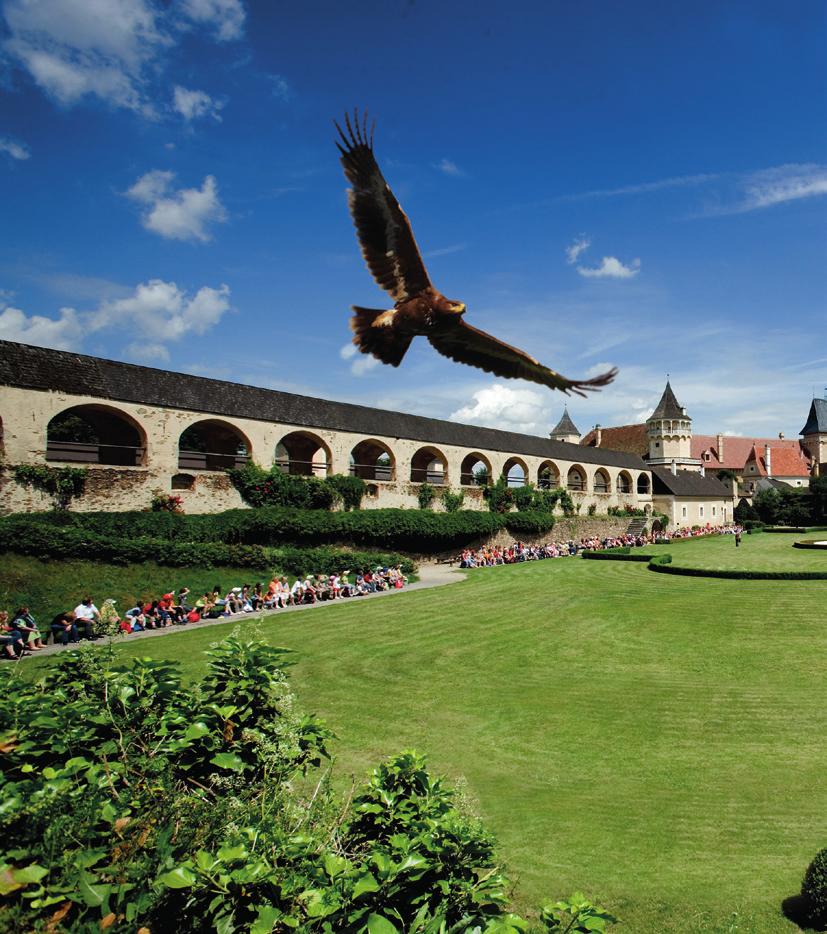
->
<box><xmin>15</xmin><ymin>537</ymin><xmax>827</xmax><ymax>932</ymax></box>
<box><xmin>638</xmin><ymin>528</ymin><xmax>827</xmax><ymax>572</ymax></box>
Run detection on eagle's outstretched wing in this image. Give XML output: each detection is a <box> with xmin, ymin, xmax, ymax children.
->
<box><xmin>335</xmin><ymin>111</ymin><xmax>432</xmax><ymax>302</ymax></box>
<box><xmin>428</xmin><ymin>319</ymin><xmax>618</xmax><ymax>397</ymax></box>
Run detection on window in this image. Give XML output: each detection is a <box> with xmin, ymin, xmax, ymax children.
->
<box><xmin>699</xmin><ymin>506</ymin><xmax>705</xmax><ymax>518</ymax></box>
<box><xmin>681</xmin><ymin>506</ymin><xmax>687</xmax><ymax>518</ymax></box>
<box><xmin>712</xmin><ymin>506</ymin><xmax>717</xmax><ymax>517</ymax></box>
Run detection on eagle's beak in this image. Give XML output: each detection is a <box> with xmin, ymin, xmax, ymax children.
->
<box><xmin>452</xmin><ymin>303</ymin><xmax>466</xmax><ymax>314</ymax></box>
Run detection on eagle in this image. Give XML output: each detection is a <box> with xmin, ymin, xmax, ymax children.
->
<box><xmin>335</xmin><ymin>110</ymin><xmax>618</xmax><ymax>396</ymax></box>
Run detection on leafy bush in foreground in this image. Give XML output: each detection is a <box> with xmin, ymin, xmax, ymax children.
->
<box><xmin>0</xmin><ymin>636</ymin><xmax>616</xmax><ymax>933</ymax></box>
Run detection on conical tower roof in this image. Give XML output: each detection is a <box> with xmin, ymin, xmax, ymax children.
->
<box><xmin>551</xmin><ymin>407</ymin><xmax>580</xmax><ymax>436</ymax></box>
<box><xmin>801</xmin><ymin>397</ymin><xmax>827</xmax><ymax>435</ymax></box>
<box><xmin>649</xmin><ymin>381</ymin><xmax>687</xmax><ymax>421</ymax></box>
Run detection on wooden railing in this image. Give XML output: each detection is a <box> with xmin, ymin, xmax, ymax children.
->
<box><xmin>46</xmin><ymin>441</ymin><xmax>144</xmax><ymax>467</ymax></box>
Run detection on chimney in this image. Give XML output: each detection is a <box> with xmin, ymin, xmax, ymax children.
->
<box><xmin>716</xmin><ymin>433</ymin><xmax>724</xmax><ymax>462</ymax></box>
<box><xmin>671</xmin><ymin>459</ymin><xmax>677</xmax><ymax>476</ymax></box>
<box><xmin>595</xmin><ymin>425</ymin><xmax>602</xmax><ymax>446</ymax></box>
<box><xmin>765</xmin><ymin>444</ymin><xmax>772</xmax><ymax>478</ymax></box>
<box><xmin>700</xmin><ymin>463</ymin><xmax>705</xmax><ymax>477</ymax></box>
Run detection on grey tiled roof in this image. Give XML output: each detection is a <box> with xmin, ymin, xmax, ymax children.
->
<box><xmin>649</xmin><ymin>381</ymin><xmax>687</xmax><ymax>421</ymax></box>
<box><xmin>801</xmin><ymin>398</ymin><xmax>827</xmax><ymax>436</ymax></box>
<box><xmin>0</xmin><ymin>340</ymin><xmax>647</xmax><ymax>470</ymax></box>
<box><xmin>651</xmin><ymin>467</ymin><xmax>732</xmax><ymax>497</ymax></box>
<box><xmin>551</xmin><ymin>408</ymin><xmax>580</xmax><ymax>436</ymax></box>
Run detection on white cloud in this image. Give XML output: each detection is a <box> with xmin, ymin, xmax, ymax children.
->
<box><xmin>172</xmin><ymin>85</ymin><xmax>223</xmax><ymax>122</ymax></box>
<box><xmin>126</xmin><ymin>170</ymin><xmax>227</xmax><ymax>241</ymax></box>
<box><xmin>180</xmin><ymin>0</ymin><xmax>246</xmax><ymax>41</ymax></box>
<box><xmin>706</xmin><ymin>163</ymin><xmax>827</xmax><ymax>215</ymax></box>
<box><xmin>561</xmin><ymin>172</ymin><xmax>719</xmax><ymax>202</ymax></box>
<box><xmin>565</xmin><ymin>235</ymin><xmax>590</xmax><ymax>265</ymax></box>
<box><xmin>433</xmin><ymin>157</ymin><xmax>465</xmax><ymax>177</ymax></box>
<box><xmin>0</xmin><ymin>279</ymin><xmax>231</xmax><ymax>355</ymax></box>
<box><xmin>0</xmin><ymin>136</ymin><xmax>30</xmax><ymax>160</ymax></box>
<box><xmin>450</xmin><ymin>383</ymin><xmax>550</xmax><ymax>435</ymax></box>
<box><xmin>423</xmin><ymin>243</ymin><xmax>467</xmax><ymax>258</ymax></box>
<box><xmin>577</xmin><ymin>256</ymin><xmax>641</xmax><ymax>279</ymax></box>
<box><xmin>3</xmin><ymin>0</ymin><xmax>168</xmax><ymax>114</ymax></box>
<box><xmin>268</xmin><ymin>73</ymin><xmax>292</xmax><ymax>101</ymax></box>
<box><xmin>0</xmin><ymin>303</ymin><xmax>82</xmax><ymax>350</ymax></box>
<box><xmin>340</xmin><ymin>342</ymin><xmax>379</xmax><ymax>376</ymax></box>
<box><xmin>124</xmin><ymin>340</ymin><xmax>170</xmax><ymax>362</ymax></box>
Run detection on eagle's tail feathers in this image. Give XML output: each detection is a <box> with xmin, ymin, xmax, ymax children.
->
<box><xmin>350</xmin><ymin>306</ymin><xmax>412</xmax><ymax>368</ymax></box>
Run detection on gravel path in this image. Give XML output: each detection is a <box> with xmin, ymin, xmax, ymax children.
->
<box><xmin>28</xmin><ymin>562</ymin><xmax>466</xmax><ymax>658</ymax></box>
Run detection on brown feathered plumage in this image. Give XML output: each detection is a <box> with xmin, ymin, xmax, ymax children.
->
<box><xmin>335</xmin><ymin>110</ymin><xmax>618</xmax><ymax>397</ymax></box>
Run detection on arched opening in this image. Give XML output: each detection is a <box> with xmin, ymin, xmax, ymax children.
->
<box><xmin>537</xmin><ymin>460</ymin><xmax>560</xmax><ymax>489</ymax></box>
<box><xmin>178</xmin><ymin>420</ymin><xmax>250</xmax><ymax>471</ymax></box>
<box><xmin>567</xmin><ymin>465</ymin><xmax>587</xmax><ymax>492</ymax></box>
<box><xmin>593</xmin><ymin>468</ymin><xmax>611</xmax><ymax>494</ymax></box>
<box><xmin>502</xmin><ymin>457</ymin><xmax>528</xmax><ymax>488</ymax></box>
<box><xmin>617</xmin><ymin>470</ymin><xmax>633</xmax><ymax>494</ymax></box>
<box><xmin>350</xmin><ymin>439</ymin><xmax>395</xmax><ymax>481</ymax></box>
<box><xmin>637</xmin><ymin>473</ymin><xmax>651</xmax><ymax>495</ymax></box>
<box><xmin>460</xmin><ymin>452</ymin><xmax>491</xmax><ymax>486</ymax></box>
<box><xmin>46</xmin><ymin>405</ymin><xmax>146</xmax><ymax>466</ymax></box>
<box><xmin>410</xmin><ymin>446</ymin><xmax>448</xmax><ymax>485</ymax></box>
<box><xmin>275</xmin><ymin>431</ymin><xmax>331</xmax><ymax>477</ymax></box>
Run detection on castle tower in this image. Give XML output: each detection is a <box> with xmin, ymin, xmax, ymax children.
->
<box><xmin>550</xmin><ymin>407</ymin><xmax>580</xmax><ymax>444</ymax></box>
<box><xmin>800</xmin><ymin>394</ymin><xmax>827</xmax><ymax>476</ymax></box>
<box><xmin>646</xmin><ymin>380</ymin><xmax>701</xmax><ymax>471</ymax></box>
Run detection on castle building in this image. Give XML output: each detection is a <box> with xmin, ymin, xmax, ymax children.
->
<box><xmin>578</xmin><ymin>380</ymin><xmax>820</xmax><ymax>496</ymax></box>
<box><xmin>549</xmin><ymin>408</ymin><xmax>581</xmax><ymax>444</ymax></box>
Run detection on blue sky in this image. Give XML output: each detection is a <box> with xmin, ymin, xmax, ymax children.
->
<box><xmin>1</xmin><ymin>0</ymin><xmax>825</xmax><ymax>440</ymax></box>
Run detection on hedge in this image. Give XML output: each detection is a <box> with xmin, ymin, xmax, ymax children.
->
<box><xmin>766</xmin><ymin>526</ymin><xmax>827</xmax><ymax>534</ymax></box>
<box><xmin>792</xmin><ymin>539</ymin><xmax>827</xmax><ymax>551</ymax></box>
<box><xmin>0</xmin><ymin>508</ymin><xmax>555</xmax><ymax>553</ymax></box>
<box><xmin>0</xmin><ymin>523</ymin><xmax>415</xmax><ymax>576</ymax></box>
<box><xmin>581</xmin><ymin>548</ymin><xmax>652</xmax><ymax>562</ymax></box>
<box><xmin>647</xmin><ymin>555</ymin><xmax>827</xmax><ymax>580</ymax></box>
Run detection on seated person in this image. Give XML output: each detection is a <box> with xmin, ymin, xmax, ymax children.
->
<box><xmin>51</xmin><ymin>611</ymin><xmax>79</xmax><ymax>646</ymax></box>
<box><xmin>73</xmin><ymin>597</ymin><xmax>101</xmax><ymax>639</ymax></box>
<box><xmin>1</xmin><ymin>611</ymin><xmax>27</xmax><ymax>658</ymax></box>
<box><xmin>10</xmin><ymin>606</ymin><xmax>44</xmax><ymax>650</ymax></box>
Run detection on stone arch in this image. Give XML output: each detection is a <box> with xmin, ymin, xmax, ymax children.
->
<box><xmin>171</xmin><ymin>473</ymin><xmax>196</xmax><ymax>491</ymax></box>
<box><xmin>410</xmin><ymin>446</ymin><xmax>448</xmax><ymax>485</ymax></box>
<box><xmin>537</xmin><ymin>460</ymin><xmax>560</xmax><ymax>489</ymax></box>
<box><xmin>46</xmin><ymin>404</ymin><xmax>146</xmax><ymax>466</ymax></box>
<box><xmin>593</xmin><ymin>468</ymin><xmax>611</xmax><ymax>494</ymax></box>
<box><xmin>350</xmin><ymin>438</ymin><xmax>395</xmax><ymax>481</ymax></box>
<box><xmin>275</xmin><ymin>430</ymin><xmax>331</xmax><ymax>476</ymax></box>
<box><xmin>460</xmin><ymin>452</ymin><xmax>492</xmax><ymax>486</ymax></box>
<box><xmin>502</xmin><ymin>456</ymin><xmax>528</xmax><ymax>488</ymax></box>
<box><xmin>637</xmin><ymin>473</ymin><xmax>651</xmax><ymax>495</ymax></box>
<box><xmin>567</xmin><ymin>464</ymin><xmax>587</xmax><ymax>492</ymax></box>
<box><xmin>617</xmin><ymin>470</ymin><xmax>633</xmax><ymax>494</ymax></box>
<box><xmin>178</xmin><ymin>419</ymin><xmax>251</xmax><ymax>471</ymax></box>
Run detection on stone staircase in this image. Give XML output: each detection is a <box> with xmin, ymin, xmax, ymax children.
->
<box><xmin>625</xmin><ymin>517</ymin><xmax>649</xmax><ymax>538</ymax></box>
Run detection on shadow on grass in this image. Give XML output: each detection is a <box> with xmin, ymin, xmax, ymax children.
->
<box><xmin>782</xmin><ymin>893</ymin><xmax>823</xmax><ymax>931</ymax></box>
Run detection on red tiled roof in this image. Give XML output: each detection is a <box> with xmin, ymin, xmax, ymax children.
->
<box><xmin>580</xmin><ymin>424</ymin><xmax>648</xmax><ymax>456</ymax></box>
<box><xmin>692</xmin><ymin>434</ymin><xmax>807</xmax><ymax>471</ymax></box>
<box><xmin>744</xmin><ymin>444</ymin><xmax>812</xmax><ymax>478</ymax></box>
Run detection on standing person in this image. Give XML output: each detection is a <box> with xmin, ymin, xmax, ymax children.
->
<box><xmin>73</xmin><ymin>597</ymin><xmax>101</xmax><ymax>639</ymax></box>
<box><xmin>735</xmin><ymin>529</ymin><xmax>742</xmax><ymax>548</ymax></box>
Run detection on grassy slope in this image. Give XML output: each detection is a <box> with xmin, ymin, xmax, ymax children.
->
<box><xmin>639</xmin><ymin>528</ymin><xmax>827</xmax><ymax>571</ymax></box>
<box><xmin>0</xmin><ymin>554</ymin><xmax>275</xmax><ymax>618</ymax></box>
<box><xmin>17</xmin><ymin>534</ymin><xmax>827</xmax><ymax>932</ymax></box>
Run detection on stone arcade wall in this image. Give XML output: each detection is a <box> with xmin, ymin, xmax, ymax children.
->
<box><xmin>0</xmin><ymin>338</ymin><xmax>657</xmax><ymax>517</ymax></box>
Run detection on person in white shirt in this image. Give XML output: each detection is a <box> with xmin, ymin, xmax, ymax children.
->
<box><xmin>72</xmin><ymin>597</ymin><xmax>100</xmax><ymax>639</ymax></box>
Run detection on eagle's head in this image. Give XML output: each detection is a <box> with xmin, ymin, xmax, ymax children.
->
<box><xmin>447</xmin><ymin>300</ymin><xmax>466</xmax><ymax>315</ymax></box>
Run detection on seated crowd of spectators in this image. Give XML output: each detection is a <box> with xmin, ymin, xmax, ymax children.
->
<box><xmin>0</xmin><ymin>566</ymin><xmax>409</xmax><ymax>657</ymax></box>
<box><xmin>458</xmin><ymin>524</ymin><xmax>740</xmax><ymax>568</ymax></box>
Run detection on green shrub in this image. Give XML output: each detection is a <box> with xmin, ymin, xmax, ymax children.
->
<box><xmin>11</xmin><ymin>463</ymin><xmax>87</xmax><ymax>510</ymax></box>
<box><xmin>324</xmin><ymin>473</ymin><xmax>366</xmax><ymax>510</ymax></box>
<box><xmin>417</xmin><ymin>482</ymin><xmax>436</xmax><ymax>509</ymax></box>
<box><xmin>483</xmin><ymin>476</ymin><xmax>514</xmax><ymax>513</ymax></box>
<box><xmin>0</xmin><ymin>637</ymin><xmax>616</xmax><ymax>933</ymax></box>
<box><xmin>503</xmin><ymin>511</ymin><xmax>555</xmax><ymax>536</ymax></box>
<box><xmin>441</xmin><ymin>489</ymin><xmax>465</xmax><ymax>513</ymax></box>
<box><xmin>802</xmin><ymin>847</ymin><xmax>827</xmax><ymax>926</ymax></box>
<box><xmin>228</xmin><ymin>461</ymin><xmax>337</xmax><ymax>509</ymax></box>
